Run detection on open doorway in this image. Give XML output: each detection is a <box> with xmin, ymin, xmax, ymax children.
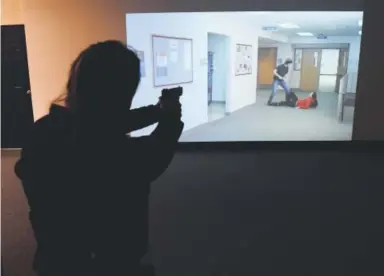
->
<box><xmin>256</xmin><ymin>37</ymin><xmax>282</xmax><ymax>104</ymax></box>
<box><xmin>257</xmin><ymin>47</ymin><xmax>277</xmax><ymax>89</ymax></box>
<box><xmin>207</xmin><ymin>32</ymin><xmax>230</xmax><ymax>122</ymax></box>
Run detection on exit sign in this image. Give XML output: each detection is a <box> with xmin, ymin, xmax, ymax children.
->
<box><xmin>262</xmin><ymin>26</ymin><xmax>278</xmax><ymax>31</ymax></box>
<box><xmin>317</xmin><ymin>34</ymin><xmax>327</xmax><ymax>39</ymax></box>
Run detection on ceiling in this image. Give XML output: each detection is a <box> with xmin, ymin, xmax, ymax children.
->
<box><xmin>244</xmin><ymin>11</ymin><xmax>363</xmax><ymax>37</ymax></box>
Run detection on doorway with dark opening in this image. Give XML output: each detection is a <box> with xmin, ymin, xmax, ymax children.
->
<box><xmin>1</xmin><ymin>25</ymin><xmax>34</xmax><ymax>149</ymax></box>
<box><xmin>207</xmin><ymin>32</ymin><xmax>230</xmax><ymax>122</ymax></box>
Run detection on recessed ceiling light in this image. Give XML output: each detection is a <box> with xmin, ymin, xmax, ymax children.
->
<box><xmin>297</xmin><ymin>32</ymin><xmax>314</xmax><ymax>37</ymax></box>
<box><xmin>358</xmin><ymin>19</ymin><xmax>363</xmax><ymax>27</ymax></box>
<box><xmin>359</xmin><ymin>30</ymin><xmax>362</xmax><ymax>35</ymax></box>
<box><xmin>279</xmin><ymin>23</ymin><xmax>300</xmax><ymax>29</ymax></box>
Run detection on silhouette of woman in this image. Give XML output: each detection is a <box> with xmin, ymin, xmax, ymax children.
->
<box><xmin>15</xmin><ymin>40</ymin><xmax>183</xmax><ymax>276</ymax></box>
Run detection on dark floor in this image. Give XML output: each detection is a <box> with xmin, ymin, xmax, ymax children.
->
<box><xmin>147</xmin><ymin>150</ymin><xmax>383</xmax><ymax>275</ymax></box>
<box><xmin>3</xmin><ymin>149</ymin><xmax>383</xmax><ymax>276</ymax></box>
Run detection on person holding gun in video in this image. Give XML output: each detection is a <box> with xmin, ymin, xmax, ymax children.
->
<box><xmin>267</xmin><ymin>58</ymin><xmax>293</xmax><ymax>105</ymax></box>
<box><xmin>15</xmin><ymin>41</ymin><xmax>183</xmax><ymax>276</ymax></box>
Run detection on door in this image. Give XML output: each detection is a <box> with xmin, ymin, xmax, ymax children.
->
<box><xmin>1</xmin><ymin>25</ymin><xmax>34</xmax><ymax>148</ymax></box>
<box><xmin>208</xmin><ymin>51</ymin><xmax>214</xmax><ymax>104</ymax></box>
<box><xmin>257</xmin><ymin>47</ymin><xmax>277</xmax><ymax>86</ymax></box>
<box><xmin>300</xmin><ymin>49</ymin><xmax>321</xmax><ymax>92</ymax></box>
<box><xmin>318</xmin><ymin>49</ymin><xmax>340</xmax><ymax>93</ymax></box>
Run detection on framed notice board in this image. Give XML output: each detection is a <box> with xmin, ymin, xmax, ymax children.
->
<box><xmin>152</xmin><ymin>35</ymin><xmax>193</xmax><ymax>87</ymax></box>
<box><xmin>235</xmin><ymin>44</ymin><xmax>253</xmax><ymax>76</ymax></box>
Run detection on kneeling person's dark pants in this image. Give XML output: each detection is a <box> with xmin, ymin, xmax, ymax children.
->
<box><xmin>269</xmin><ymin>92</ymin><xmax>298</xmax><ymax>107</ymax></box>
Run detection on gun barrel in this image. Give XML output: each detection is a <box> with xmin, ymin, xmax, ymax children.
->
<box><xmin>161</xmin><ymin>87</ymin><xmax>183</xmax><ymax>99</ymax></box>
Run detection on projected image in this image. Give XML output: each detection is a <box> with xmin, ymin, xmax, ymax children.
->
<box><xmin>126</xmin><ymin>12</ymin><xmax>363</xmax><ymax>141</ymax></box>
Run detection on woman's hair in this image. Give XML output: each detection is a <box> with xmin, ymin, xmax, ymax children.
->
<box><xmin>310</xmin><ymin>92</ymin><xmax>318</xmax><ymax>108</ymax></box>
<box><xmin>54</xmin><ymin>40</ymin><xmax>140</xmax><ymax>115</ymax></box>
<box><xmin>284</xmin><ymin>58</ymin><xmax>293</xmax><ymax>65</ymax></box>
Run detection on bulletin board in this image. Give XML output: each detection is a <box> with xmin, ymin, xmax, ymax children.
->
<box><xmin>152</xmin><ymin>35</ymin><xmax>193</xmax><ymax>87</ymax></box>
<box><xmin>235</xmin><ymin>44</ymin><xmax>253</xmax><ymax>76</ymax></box>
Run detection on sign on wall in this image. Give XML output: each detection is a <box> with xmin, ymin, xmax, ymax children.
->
<box><xmin>262</xmin><ymin>26</ymin><xmax>278</xmax><ymax>31</ymax></box>
<box><xmin>235</xmin><ymin>44</ymin><xmax>253</xmax><ymax>76</ymax></box>
<box><xmin>317</xmin><ymin>34</ymin><xmax>328</xmax><ymax>40</ymax></box>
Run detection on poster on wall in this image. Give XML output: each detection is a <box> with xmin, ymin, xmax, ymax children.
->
<box><xmin>235</xmin><ymin>44</ymin><xmax>253</xmax><ymax>76</ymax></box>
<box><xmin>136</xmin><ymin>50</ymin><xmax>146</xmax><ymax>77</ymax></box>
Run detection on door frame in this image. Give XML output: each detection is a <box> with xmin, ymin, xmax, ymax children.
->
<box><xmin>207</xmin><ymin>32</ymin><xmax>230</xmax><ymax>111</ymax></box>
<box><xmin>257</xmin><ymin>47</ymin><xmax>278</xmax><ymax>89</ymax></box>
<box><xmin>336</xmin><ymin>48</ymin><xmax>350</xmax><ymax>93</ymax></box>
<box><xmin>207</xmin><ymin>50</ymin><xmax>214</xmax><ymax>105</ymax></box>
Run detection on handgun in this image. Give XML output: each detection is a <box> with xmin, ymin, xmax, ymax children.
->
<box><xmin>161</xmin><ymin>87</ymin><xmax>183</xmax><ymax>102</ymax></box>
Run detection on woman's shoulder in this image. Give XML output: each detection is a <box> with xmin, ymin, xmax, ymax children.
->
<box><xmin>29</xmin><ymin>104</ymin><xmax>73</xmax><ymax>145</ymax></box>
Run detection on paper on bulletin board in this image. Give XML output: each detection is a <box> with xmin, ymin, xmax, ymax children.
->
<box><xmin>235</xmin><ymin>44</ymin><xmax>253</xmax><ymax>75</ymax></box>
<box><xmin>156</xmin><ymin>53</ymin><xmax>168</xmax><ymax>67</ymax></box>
<box><xmin>136</xmin><ymin>51</ymin><xmax>146</xmax><ymax>77</ymax></box>
<box><xmin>170</xmin><ymin>51</ymin><xmax>178</xmax><ymax>63</ymax></box>
<box><xmin>183</xmin><ymin>41</ymin><xmax>192</xmax><ymax>70</ymax></box>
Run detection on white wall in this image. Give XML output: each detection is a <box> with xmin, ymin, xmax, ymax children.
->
<box><xmin>126</xmin><ymin>12</ymin><xmax>259</xmax><ymax>135</ymax></box>
<box><xmin>208</xmin><ymin>33</ymin><xmax>229</xmax><ymax>102</ymax></box>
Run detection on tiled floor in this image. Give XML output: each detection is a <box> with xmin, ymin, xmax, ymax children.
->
<box><xmin>208</xmin><ymin>102</ymin><xmax>226</xmax><ymax>122</ymax></box>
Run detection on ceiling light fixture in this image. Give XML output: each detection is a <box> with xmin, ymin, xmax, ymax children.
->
<box><xmin>297</xmin><ymin>32</ymin><xmax>314</xmax><ymax>37</ymax></box>
<box><xmin>279</xmin><ymin>23</ymin><xmax>300</xmax><ymax>29</ymax></box>
<box><xmin>358</xmin><ymin>19</ymin><xmax>363</xmax><ymax>27</ymax></box>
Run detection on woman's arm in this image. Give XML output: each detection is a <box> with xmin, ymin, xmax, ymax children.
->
<box><xmin>128</xmin><ymin>117</ymin><xmax>184</xmax><ymax>184</ymax></box>
<box><xmin>125</xmin><ymin>104</ymin><xmax>162</xmax><ymax>133</ymax></box>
